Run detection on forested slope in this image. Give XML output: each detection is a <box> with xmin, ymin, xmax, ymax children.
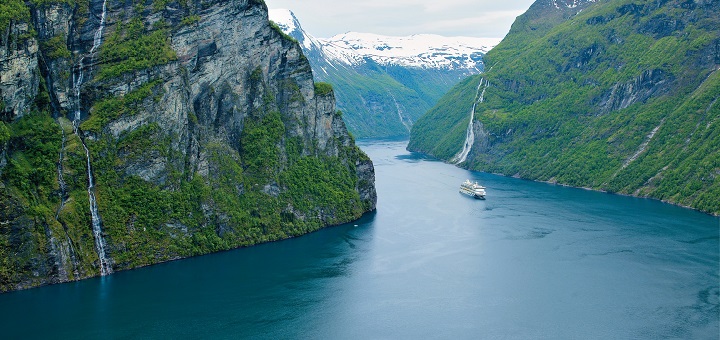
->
<box><xmin>0</xmin><ymin>0</ymin><xmax>376</xmax><ymax>292</ymax></box>
<box><xmin>409</xmin><ymin>0</ymin><xmax>720</xmax><ymax>214</ymax></box>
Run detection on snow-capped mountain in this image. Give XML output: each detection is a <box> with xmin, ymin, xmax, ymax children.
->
<box><xmin>270</xmin><ymin>9</ymin><xmax>500</xmax><ymax>71</ymax></box>
<box><xmin>268</xmin><ymin>9</ymin><xmax>324</xmax><ymax>54</ymax></box>
<box><xmin>269</xmin><ymin>9</ymin><xmax>500</xmax><ymax>138</ymax></box>
<box><xmin>319</xmin><ymin>33</ymin><xmax>498</xmax><ymax>70</ymax></box>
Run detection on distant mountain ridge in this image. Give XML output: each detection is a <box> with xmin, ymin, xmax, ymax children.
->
<box><xmin>269</xmin><ymin>9</ymin><xmax>498</xmax><ymax>71</ymax></box>
<box><xmin>269</xmin><ymin>9</ymin><xmax>500</xmax><ymax>138</ymax></box>
<box><xmin>409</xmin><ymin>0</ymin><xmax>720</xmax><ymax>215</ymax></box>
<box><xmin>310</xmin><ymin>32</ymin><xmax>495</xmax><ymax>70</ymax></box>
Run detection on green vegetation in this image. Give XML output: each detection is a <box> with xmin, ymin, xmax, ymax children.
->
<box><xmin>410</xmin><ymin>0</ymin><xmax>720</xmax><ymax>214</ymax></box>
<box><xmin>80</xmin><ymin>107</ymin><xmax>366</xmax><ymax>269</ymax></box>
<box><xmin>29</xmin><ymin>0</ymin><xmax>75</xmax><ymax>6</ymax></box>
<box><xmin>280</xmin><ymin>155</ymin><xmax>364</xmax><ymax>224</ymax></box>
<box><xmin>240</xmin><ymin>110</ymin><xmax>284</xmax><ymax>181</ymax></box>
<box><xmin>408</xmin><ymin>76</ymin><xmax>481</xmax><ymax>159</ymax></box>
<box><xmin>1</xmin><ymin>111</ymin><xmax>99</xmax><ymax>289</ymax></box>
<box><xmin>97</xmin><ymin>17</ymin><xmax>177</xmax><ymax>80</ymax></box>
<box><xmin>41</xmin><ymin>34</ymin><xmax>71</xmax><ymax>59</ymax></box>
<box><xmin>152</xmin><ymin>0</ymin><xmax>188</xmax><ymax>12</ymax></box>
<box><xmin>0</xmin><ymin>111</ymin><xmax>61</xmax><ymax>287</ymax></box>
<box><xmin>0</xmin><ymin>0</ymin><xmax>372</xmax><ymax>291</ymax></box>
<box><xmin>4</xmin><ymin>111</ymin><xmax>61</xmax><ymax>201</ymax></box>
<box><xmin>270</xmin><ymin>21</ymin><xmax>297</xmax><ymax>43</ymax></box>
<box><xmin>153</xmin><ymin>0</ymin><xmax>170</xmax><ymax>12</ymax></box>
<box><xmin>308</xmin><ymin>57</ymin><xmax>471</xmax><ymax>138</ymax></box>
<box><xmin>0</xmin><ymin>0</ymin><xmax>29</xmax><ymax>32</ymax></box>
<box><xmin>72</xmin><ymin>0</ymin><xmax>90</xmax><ymax>26</ymax></box>
<box><xmin>0</xmin><ymin>121</ymin><xmax>10</xmax><ymax>144</ymax></box>
<box><xmin>313</xmin><ymin>82</ymin><xmax>334</xmax><ymax>96</ymax></box>
<box><xmin>180</xmin><ymin>15</ymin><xmax>200</xmax><ymax>27</ymax></box>
<box><xmin>81</xmin><ymin>79</ymin><xmax>163</xmax><ymax>132</ymax></box>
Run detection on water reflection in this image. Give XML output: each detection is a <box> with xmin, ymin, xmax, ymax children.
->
<box><xmin>395</xmin><ymin>151</ymin><xmax>435</xmax><ymax>162</ymax></box>
<box><xmin>0</xmin><ymin>141</ymin><xmax>717</xmax><ymax>339</ymax></box>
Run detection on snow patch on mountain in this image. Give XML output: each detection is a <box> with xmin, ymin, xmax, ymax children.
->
<box><xmin>269</xmin><ymin>9</ymin><xmax>324</xmax><ymax>52</ymax></box>
<box><xmin>269</xmin><ymin>9</ymin><xmax>501</xmax><ymax>70</ymax></box>
<box><xmin>551</xmin><ymin>0</ymin><xmax>597</xmax><ymax>9</ymax></box>
<box><xmin>321</xmin><ymin>32</ymin><xmax>500</xmax><ymax>70</ymax></box>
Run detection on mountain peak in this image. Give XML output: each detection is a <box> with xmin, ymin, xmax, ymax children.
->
<box><xmin>268</xmin><ymin>8</ymin><xmax>300</xmax><ymax>33</ymax></box>
<box><xmin>269</xmin><ymin>9</ymin><xmax>501</xmax><ymax>71</ymax></box>
<box><xmin>549</xmin><ymin>0</ymin><xmax>596</xmax><ymax>9</ymax></box>
<box><xmin>322</xmin><ymin>32</ymin><xmax>501</xmax><ymax>70</ymax></box>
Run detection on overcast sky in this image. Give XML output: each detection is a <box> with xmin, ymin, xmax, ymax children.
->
<box><xmin>264</xmin><ymin>0</ymin><xmax>536</xmax><ymax>39</ymax></box>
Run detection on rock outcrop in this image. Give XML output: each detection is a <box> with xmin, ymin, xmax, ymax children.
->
<box><xmin>0</xmin><ymin>0</ymin><xmax>376</xmax><ymax>292</ymax></box>
<box><xmin>1</xmin><ymin>21</ymin><xmax>38</xmax><ymax>120</ymax></box>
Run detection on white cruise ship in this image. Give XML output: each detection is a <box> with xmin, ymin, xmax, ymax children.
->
<box><xmin>460</xmin><ymin>179</ymin><xmax>486</xmax><ymax>199</ymax></box>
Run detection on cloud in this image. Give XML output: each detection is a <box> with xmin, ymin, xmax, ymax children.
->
<box><xmin>422</xmin><ymin>0</ymin><xmax>496</xmax><ymax>13</ymax></box>
<box><xmin>264</xmin><ymin>0</ymin><xmax>535</xmax><ymax>38</ymax></box>
<box><xmin>422</xmin><ymin>10</ymin><xmax>528</xmax><ymax>36</ymax></box>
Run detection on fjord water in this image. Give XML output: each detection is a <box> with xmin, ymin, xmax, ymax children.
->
<box><xmin>1</xmin><ymin>141</ymin><xmax>718</xmax><ymax>339</ymax></box>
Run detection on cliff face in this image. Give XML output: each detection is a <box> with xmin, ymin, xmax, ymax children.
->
<box><xmin>409</xmin><ymin>0</ymin><xmax>720</xmax><ymax>215</ymax></box>
<box><xmin>1</xmin><ymin>20</ymin><xmax>38</xmax><ymax>121</ymax></box>
<box><xmin>0</xmin><ymin>0</ymin><xmax>376</xmax><ymax>292</ymax></box>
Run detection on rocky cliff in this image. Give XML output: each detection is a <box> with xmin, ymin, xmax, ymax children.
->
<box><xmin>0</xmin><ymin>0</ymin><xmax>376</xmax><ymax>292</ymax></box>
<box><xmin>409</xmin><ymin>0</ymin><xmax>720</xmax><ymax>215</ymax></box>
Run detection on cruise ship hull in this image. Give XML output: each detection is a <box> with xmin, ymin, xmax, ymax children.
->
<box><xmin>459</xmin><ymin>188</ymin><xmax>485</xmax><ymax>199</ymax></box>
<box><xmin>460</xmin><ymin>179</ymin><xmax>486</xmax><ymax>199</ymax></box>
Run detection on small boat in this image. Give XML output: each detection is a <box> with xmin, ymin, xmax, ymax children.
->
<box><xmin>460</xmin><ymin>179</ymin><xmax>486</xmax><ymax>199</ymax></box>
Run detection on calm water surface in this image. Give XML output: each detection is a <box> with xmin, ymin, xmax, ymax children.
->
<box><xmin>1</xmin><ymin>140</ymin><xmax>718</xmax><ymax>339</ymax></box>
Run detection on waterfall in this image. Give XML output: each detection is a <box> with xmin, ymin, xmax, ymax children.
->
<box><xmin>55</xmin><ymin>127</ymin><xmax>67</xmax><ymax>220</ymax></box>
<box><xmin>72</xmin><ymin>0</ymin><xmax>107</xmax><ymax>125</ymax></box>
<box><xmin>56</xmin><ymin>124</ymin><xmax>82</xmax><ymax>278</ymax></box>
<box><xmin>71</xmin><ymin>0</ymin><xmax>112</xmax><ymax>276</ymax></box>
<box><xmin>390</xmin><ymin>95</ymin><xmax>412</xmax><ymax>132</ymax></box>
<box><xmin>82</xmin><ymin>141</ymin><xmax>111</xmax><ymax>275</ymax></box>
<box><xmin>451</xmin><ymin>77</ymin><xmax>488</xmax><ymax>164</ymax></box>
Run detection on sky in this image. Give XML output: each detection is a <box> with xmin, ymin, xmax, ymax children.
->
<box><xmin>263</xmin><ymin>0</ymin><xmax>537</xmax><ymax>39</ymax></box>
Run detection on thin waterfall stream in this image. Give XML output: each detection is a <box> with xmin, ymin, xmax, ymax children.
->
<box><xmin>2</xmin><ymin>140</ymin><xmax>717</xmax><ymax>339</ymax></box>
<box><xmin>71</xmin><ymin>0</ymin><xmax>112</xmax><ymax>276</ymax></box>
<box><xmin>390</xmin><ymin>94</ymin><xmax>412</xmax><ymax>132</ymax></box>
<box><xmin>451</xmin><ymin>77</ymin><xmax>487</xmax><ymax>164</ymax></box>
<box><xmin>55</xmin><ymin>126</ymin><xmax>67</xmax><ymax>220</ymax></box>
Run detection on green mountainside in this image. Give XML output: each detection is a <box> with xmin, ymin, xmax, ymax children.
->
<box><xmin>409</xmin><ymin>0</ymin><xmax>720</xmax><ymax>214</ymax></box>
<box><xmin>0</xmin><ymin>0</ymin><xmax>375</xmax><ymax>292</ymax></box>
<box><xmin>268</xmin><ymin>10</ymin><xmax>494</xmax><ymax>139</ymax></box>
<box><xmin>316</xmin><ymin>61</ymin><xmax>466</xmax><ymax>139</ymax></box>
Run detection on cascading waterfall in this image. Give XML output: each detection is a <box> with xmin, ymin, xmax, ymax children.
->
<box><xmin>71</xmin><ymin>0</ymin><xmax>112</xmax><ymax>276</ymax></box>
<box><xmin>451</xmin><ymin>78</ymin><xmax>488</xmax><ymax>165</ymax></box>
<box><xmin>80</xmin><ymin>140</ymin><xmax>111</xmax><ymax>276</ymax></box>
<box><xmin>55</xmin><ymin>125</ymin><xmax>82</xmax><ymax>278</ymax></box>
<box><xmin>55</xmin><ymin>127</ymin><xmax>67</xmax><ymax>220</ymax></box>
<box><xmin>72</xmin><ymin>0</ymin><xmax>108</xmax><ymax>126</ymax></box>
<box><xmin>390</xmin><ymin>95</ymin><xmax>412</xmax><ymax>132</ymax></box>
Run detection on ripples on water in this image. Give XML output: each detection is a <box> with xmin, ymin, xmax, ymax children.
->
<box><xmin>0</xmin><ymin>140</ymin><xmax>717</xmax><ymax>339</ymax></box>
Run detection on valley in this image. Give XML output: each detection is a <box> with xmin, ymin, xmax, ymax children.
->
<box><xmin>0</xmin><ymin>3</ymin><xmax>717</xmax><ymax>337</ymax></box>
<box><xmin>269</xmin><ymin>9</ymin><xmax>500</xmax><ymax>138</ymax></box>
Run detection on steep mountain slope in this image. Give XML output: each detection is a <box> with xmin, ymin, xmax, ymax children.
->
<box><xmin>269</xmin><ymin>9</ymin><xmax>500</xmax><ymax>138</ymax></box>
<box><xmin>409</xmin><ymin>0</ymin><xmax>720</xmax><ymax>214</ymax></box>
<box><xmin>0</xmin><ymin>0</ymin><xmax>376</xmax><ymax>292</ymax></box>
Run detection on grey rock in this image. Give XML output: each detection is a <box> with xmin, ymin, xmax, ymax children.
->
<box><xmin>0</xmin><ymin>0</ymin><xmax>376</xmax><ymax>292</ymax></box>
<box><xmin>0</xmin><ymin>22</ymin><xmax>39</xmax><ymax>119</ymax></box>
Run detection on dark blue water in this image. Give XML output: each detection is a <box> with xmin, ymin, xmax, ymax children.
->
<box><xmin>1</xmin><ymin>140</ymin><xmax>718</xmax><ymax>339</ymax></box>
